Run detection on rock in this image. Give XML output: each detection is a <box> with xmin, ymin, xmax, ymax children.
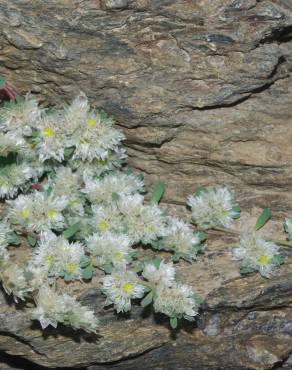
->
<box><xmin>0</xmin><ymin>0</ymin><xmax>292</xmax><ymax>369</ymax></box>
<box><xmin>100</xmin><ymin>0</ymin><xmax>128</xmax><ymax>10</ymax></box>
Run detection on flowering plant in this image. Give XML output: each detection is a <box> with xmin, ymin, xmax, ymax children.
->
<box><xmin>0</xmin><ymin>87</ymin><xmax>290</xmax><ymax>334</ymax></box>
<box><xmin>0</xmin><ymin>91</ymin><xmax>204</xmax><ymax>332</ymax></box>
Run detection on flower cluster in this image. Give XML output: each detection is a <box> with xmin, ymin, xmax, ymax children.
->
<box><xmin>0</xmin><ymin>94</ymin><xmax>203</xmax><ymax>332</ymax></box>
<box><xmin>232</xmin><ymin>234</ymin><xmax>283</xmax><ymax>278</ymax></box>
<box><xmin>33</xmin><ymin>231</ymin><xmax>86</xmax><ymax>281</ymax></box>
<box><xmin>101</xmin><ymin>259</ymin><xmax>200</xmax><ymax>324</ymax></box>
<box><xmin>32</xmin><ymin>287</ymin><xmax>98</xmax><ymax>332</ymax></box>
<box><xmin>187</xmin><ymin>186</ymin><xmax>240</xmax><ymax>229</ymax></box>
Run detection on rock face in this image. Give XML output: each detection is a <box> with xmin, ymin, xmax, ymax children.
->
<box><xmin>0</xmin><ymin>1</ymin><xmax>292</xmax><ymax>369</ymax></box>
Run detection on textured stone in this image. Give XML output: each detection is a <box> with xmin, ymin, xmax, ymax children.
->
<box><xmin>1</xmin><ymin>0</ymin><xmax>292</xmax><ymax>369</ymax></box>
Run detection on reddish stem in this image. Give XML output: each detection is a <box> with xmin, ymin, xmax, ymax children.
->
<box><xmin>2</xmin><ymin>84</ymin><xmax>16</xmax><ymax>100</ymax></box>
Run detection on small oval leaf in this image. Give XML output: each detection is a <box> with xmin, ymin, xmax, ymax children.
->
<box><xmin>170</xmin><ymin>317</ymin><xmax>178</xmax><ymax>329</ymax></box>
<box><xmin>150</xmin><ymin>181</ymin><xmax>165</xmax><ymax>204</ymax></box>
<box><xmin>141</xmin><ymin>291</ymin><xmax>153</xmax><ymax>307</ymax></box>
<box><xmin>63</xmin><ymin>222</ymin><xmax>81</xmax><ymax>239</ymax></box>
<box><xmin>255</xmin><ymin>208</ymin><xmax>271</xmax><ymax>231</ymax></box>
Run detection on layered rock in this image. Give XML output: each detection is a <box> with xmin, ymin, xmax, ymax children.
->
<box><xmin>0</xmin><ymin>0</ymin><xmax>292</xmax><ymax>369</ymax></box>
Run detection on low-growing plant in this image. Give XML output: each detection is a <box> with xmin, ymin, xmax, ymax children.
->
<box><xmin>0</xmin><ymin>87</ymin><xmax>291</xmax><ymax>333</ymax></box>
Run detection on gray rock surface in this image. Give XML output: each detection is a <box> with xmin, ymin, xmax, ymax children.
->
<box><xmin>0</xmin><ymin>0</ymin><xmax>292</xmax><ymax>369</ymax></box>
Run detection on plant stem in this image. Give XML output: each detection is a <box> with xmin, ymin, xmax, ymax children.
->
<box><xmin>211</xmin><ymin>226</ymin><xmax>292</xmax><ymax>249</ymax></box>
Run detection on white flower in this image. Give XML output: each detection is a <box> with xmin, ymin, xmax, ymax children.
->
<box><xmin>47</xmin><ymin>167</ymin><xmax>84</xmax><ymax>216</ymax></box>
<box><xmin>33</xmin><ymin>231</ymin><xmax>85</xmax><ymax>280</ymax></box>
<box><xmin>91</xmin><ymin>203</ymin><xmax>124</xmax><ymax>234</ymax></box>
<box><xmin>0</xmin><ymin>132</ymin><xmax>28</xmax><ymax>157</ymax></box>
<box><xmin>82</xmin><ymin>171</ymin><xmax>145</xmax><ymax>204</ymax></box>
<box><xmin>25</xmin><ymin>264</ymin><xmax>49</xmax><ymax>290</ymax></box>
<box><xmin>0</xmin><ymin>94</ymin><xmax>43</xmax><ymax>135</ymax></box>
<box><xmin>233</xmin><ymin>234</ymin><xmax>282</xmax><ymax>278</ymax></box>
<box><xmin>163</xmin><ymin>217</ymin><xmax>202</xmax><ymax>260</ymax></box>
<box><xmin>284</xmin><ymin>218</ymin><xmax>292</xmax><ymax>240</ymax></box>
<box><xmin>187</xmin><ymin>186</ymin><xmax>239</xmax><ymax>229</ymax></box>
<box><xmin>32</xmin><ymin>287</ymin><xmax>98</xmax><ymax>332</ymax></box>
<box><xmin>154</xmin><ymin>284</ymin><xmax>199</xmax><ymax>319</ymax></box>
<box><xmin>8</xmin><ymin>192</ymin><xmax>69</xmax><ymax>232</ymax></box>
<box><xmin>0</xmin><ymin>222</ymin><xmax>11</xmax><ymax>259</ymax></box>
<box><xmin>62</xmin><ymin>95</ymin><xmax>125</xmax><ymax>162</ymax></box>
<box><xmin>86</xmin><ymin>232</ymin><xmax>133</xmax><ymax>267</ymax></box>
<box><xmin>142</xmin><ymin>260</ymin><xmax>175</xmax><ymax>287</ymax></box>
<box><xmin>35</xmin><ymin>112</ymin><xmax>66</xmax><ymax>162</ymax></box>
<box><xmin>101</xmin><ymin>268</ymin><xmax>145</xmax><ymax>313</ymax></box>
<box><xmin>0</xmin><ymin>260</ymin><xmax>29</xmax><ymax>302</ymax></box>
<box><xmin>0</xmin><ymin>162</ymin><xmax>43</xmax><ymax>199</ymax></box>
<box><xmin>70</xmin><ymin>148</ymin><xmax>127</xmax><ymax>178</ymax></box>
<box><xmin>119</xmin><ymin>194</ymin><xmax>168</xmax><ymax>244</ymax></box>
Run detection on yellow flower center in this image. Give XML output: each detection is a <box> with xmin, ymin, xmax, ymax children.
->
<box><xmin>87</xmin><ymin>118</ymin><xmax>97</xmax><ymax>127</ymax></box>
<box><xmin>147</xmin><ymin>226</ymin><xmax>154</xmax><ymax>234</ymax></box>
<box><xmin>115</xmin><ymin>252</ymin><xmax>124</xmax><ymax>261</ymax></box>
<box><xmin>259</xmin><ymin>255</ymin><xmax>270</xmax><ymax>266</ymax></box>
<box><xmin>123</xmin><ymin>282</ymin><xmax>134</xmax><ymax>294</ymax></box>
<box><xmin>67</xmin><ymin>263</ymin><xmax>77</xmax><ymax>273</ymax></box>
<box><xmin>47</xmin><ymin>210</ymin><xmax>57</xmax><ymax>218</ymax></box>
<box><xmin>45</xmin><ymin>255</ymin><xmax>54</xmax><ymax>264</ymax></box>
<box><xmin>99</xmin><ymin>221</ymin><xmax>109</xmax><ymax>231</ymax></box>
<box><xmin>43</xmin><ymin>127</ymin><xmax>54</xmax><ymax>138</ymax></box>
<box><xmin>20</xmin><ymin>209</ymin><xmax>30</xmax><ymax>218</ymax></box>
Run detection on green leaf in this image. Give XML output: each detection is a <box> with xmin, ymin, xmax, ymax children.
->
<box><xmin>150</xmin><ymin>181</ymin><xmax>165</xmax><ymax>204</ymax></box>
<box><xmin>194</xmin><ymin>186</ymin><xmax>208</xmax><ymax>196</ymax></box>
<box><xmin>231</xmin><ymin>205</ymin><xmax>241</xmax><ymax>219</ymax></box>
<box><xmin>153</xmin><ymin>256</ymin><xmax>162</xmax><ymax>269</ymax></box>
<box><xmin>192</xmin><ymin>293</ymin><xmax>204</xmax><ymax>305</ymax></box>
<box><xmin>133</xmin><ymin>261</ymin><xmax>144</xmax><ymax>273</ymax></box>
<box><xmin>269</xmin><ymin>254</ymin><xmax>284</xmax><ymax>266</ymax></box>
<box><xmin>80</xmin><ymin>256</ymin><xmax>91</xmax><ymax>268</ymax></box>
<box><xmin>141</xmin><ymin>291</ymin><xmax>153</xmax><ymax>307</ymax></box>
<box><xmin>170</xmin><ymin>317</ymin><xmax>178</xmax><ymax>329</ymax></box>
<box><xmin>82</xmin><ymin>264</ymin><xmax>93</xmax><ymax>280</ymax></box>
<box><xmin>64</xmin><ymin>147</ymin><xmax>75</xmax><ymax>157</ymax></box>
<box><xmin>197</xmin><ymin>231</ymin><xmax>206</xmax><ymax>242</ymax></box>
<box><xmin>64</xmin><ymin>272</ymin><xmax>73</xmax><ymax>282</ymax></box>
<box><xmin>255</xmin><ymin>208</ymin><xmax>271</xmax><ymax>231</ymax></box>
<box><xmin>63</xmin><ymin>222</ymin><xmax>81</xmax><ymax>239</ymax></box>
<box><xmin>0</xmin><ymin>78</ymin><xmax>6</xmax><ymax>90</ymax></box>
<box><xmin>240</xmin><ymin>264</ymin><xmax>255</xmax><ymax>275</ymax></box>
<box><xmin>27</xmin><ymin>235</ymin><xmax>37</xmax><ymax>248</ymax></box>
<box><xmin>30</xmin><ymin>129</ymin><xmax>40</xmax><ymax>138</ymax></box>
<box><xmin>103</xmin><ymin>263</ymin><xmax>113</xmax><ymax>274</ymax></box>
<box><xmin>15</xmin><ymin>94</ymin><xmax>24</xmax><ymax>103</ymax></box>
<box><xmin>193</xmin><ymin>244</ymin><xmax>204</xmax><ymax>255</ymax></box>
<box><xmin>112</xmin><ymin>192</ymin><xmax>120</xmax><ymax>203</ymax></box>
<box><xmin>7</xmin><ymin>232</ymin><xmax>21</xmax><ymax>246</ymax></box>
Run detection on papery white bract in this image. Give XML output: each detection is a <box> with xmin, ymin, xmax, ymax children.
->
<box><xmin>32</xmin><ymin>287</ymin><xmax>98</xmax><ymax>332</ymax></box>
<box><xmin>142</xmin><ymin>260</ymin><xmax>175</xmax><ymax>287</ymax></box>
<box><xmin>163</xmin><ymin>217</ymin><xmax>202</xmax><ymax>260</ymax></box>
<box><xmin>33</xmin><ymin>231</ymin><xmax>85</xmax><ymax>281</ymax></box>
<box><xmin>153</xmin><ymin>283</ymin><xmax>199</xmax><ymax>320</ymax></box>
<box><xmin>284</xmin><ymin>218</ymin><xmax>292</xmax><ymax>240</ymax></box>
<box><xmin>62</xmin><ymin>95</ymin><xmax>125</xmax><ymax>163</ymax></box>
<box><xmin>187</xmin><ymin>186</ymin><xmax>239</xmax><ymax>229</ymax></box>
<box><xmin>8</xmin><ymin>192</ymin><xmax>69</xmax><ymax>232</ymax></box>
<box><xmin>101</xmin><ymin>268</ymin><xmax>145</xmax><ymax>313</ymax></box>
<box><xmin>0</xmin><ymin>94</ymin><xmax>43</xmax><ymax>135</ymax></box>
<box><xmin>35</xmin><ymin>112</ymin><xmax>66</xmax><ymax>162</ymax></box>
<box><xmin>86</xmin><ymin>232</ymin><xmax>133</xmax><ymax>267</ymax></box>
<box><xmin>233</xmin><ymin>234</ymin><xmax>282</xmax><ymax>278</ymax></box>
<box><xmin>82</xmin><ymin>171</ymin><xmax>145</xmax><ymax>204</ymax></box>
